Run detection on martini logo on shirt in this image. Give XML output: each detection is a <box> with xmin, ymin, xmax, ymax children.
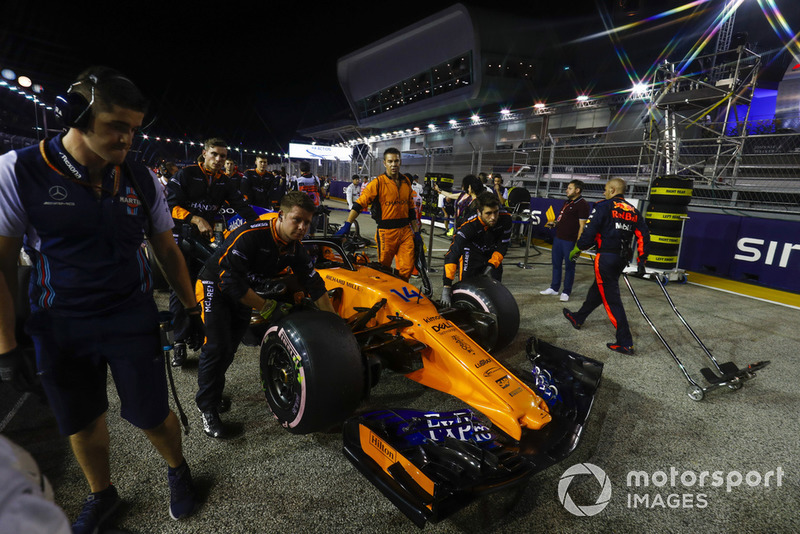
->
<box><xmin>119</xmin><ymin>187</ymin><xmax>142</xmax><ymax>215</ymax></box>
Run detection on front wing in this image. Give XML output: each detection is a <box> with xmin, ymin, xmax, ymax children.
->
<box><xmin>342</xmin><ymin>337</ymin><xmax>603</xmax><ymax>528</ymax></box>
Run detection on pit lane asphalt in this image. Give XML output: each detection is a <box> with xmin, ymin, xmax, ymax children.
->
<box><xmin>2</xmin><ymin>203</ymin><xmax>799</xmax><ymax>534</ymax></box>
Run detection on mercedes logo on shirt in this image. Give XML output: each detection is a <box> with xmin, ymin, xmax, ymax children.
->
<box><xmin>49</xmin><ymin>185</ymin><xmax>68</xmax><ymax>201</ymax></box>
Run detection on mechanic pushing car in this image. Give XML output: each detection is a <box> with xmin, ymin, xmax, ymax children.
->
<box><xmin>441</xmin><ymin>192</ymin><xmax>513</xmax><ymax>307</ymax></box>
<box><xmin>194</xmin><ymin>191</ymin><xmax>335</xmax><ymax>439</ymax></box>
<box><xmin>0</xmin><ymin>66</ymin><xmax>204</xmax><ymax>532</ymax></box>
<box><xmin>563</xmin><ymin>177</ymin><xmax>650</xmax><ymax>355</ymax></box>
<box><xmin>166</xmin><ymin>138</ymin><xmax>258</xmax><ymax>367</ymax></box>
<box><xmin>336</xmin><ymin>147</ymin><xmax>421</xmax><ymax>281</ymax></box>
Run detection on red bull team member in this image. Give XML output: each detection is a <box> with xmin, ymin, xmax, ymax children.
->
<box><xmin>563</xmin><ymin>178</ymin><xmax>650</xmax><ymax>355</ymax></box>
<box><xmin>440</xmin><ymin>192</ymin><xmax>512</xmax><ymax>306</ymax></box>
<box><xmin>0</xmin><ymin>66</ymin><xmax>203</xmax><ymax>532</ymax></box>
<box><xmin>166</xmin><ymin>138</ymin><xmax>257</xmax><ymax>367</ymax></box>
<box><xmin>194</xmin><ymin>192</ymin><xmax>333</xmax><ymax>438</ymax></box>
<box><xmin>336</xmin><ymin>148</ymin><xmax>420</xmax><ymax>281</ymax></box>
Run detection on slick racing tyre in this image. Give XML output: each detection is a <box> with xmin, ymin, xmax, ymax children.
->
<box><xmin>452</xmin><ymin>277</ymin><xmax>520</xmax><ymax>352</ymax></box>
<box><xmin>260</xmin><ymin>310</ymin><xmax>364</xmax><ymax>434</ymax></box>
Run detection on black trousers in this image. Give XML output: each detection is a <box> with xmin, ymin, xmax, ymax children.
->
<box><xmin>572</xmin><ymin>253</ymin><xmax>633</xmax><ymax>347</ymax></box>
<box><xmin>195</xmin><ymin>279</ymin><xmax>252</xmax><ymax>412</ymax></box>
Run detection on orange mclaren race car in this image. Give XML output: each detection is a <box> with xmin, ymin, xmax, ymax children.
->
<box><xmin>248</xmin><ymin>237</ymin><xmax>603</xmax><ymax>528</ymax></box>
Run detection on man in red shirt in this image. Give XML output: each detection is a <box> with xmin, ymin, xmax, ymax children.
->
<box><xmin>540</xmin><ymin>179</ymin><xmax>590</xmax><ymax>302</ymax></box>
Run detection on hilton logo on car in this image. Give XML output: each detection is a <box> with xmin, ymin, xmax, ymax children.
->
<box><xmin>369</xmin><ymin>432</ymin><xmax>396</xmax><ymax>463</ymax></box>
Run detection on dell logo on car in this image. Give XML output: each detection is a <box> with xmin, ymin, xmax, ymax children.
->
<box><xmin>734</xmin><ymin>238</ymin><xmax>800</xmax><ymax>268</ymax></box>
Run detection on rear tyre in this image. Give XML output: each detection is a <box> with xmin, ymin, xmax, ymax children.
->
<box><xmin>452</xmin><ymin>277</ymin><xmax>520</xmax><ymax>352</ymax></box>
<box><xmin>260</xmin><ymin>310</ymin><xmax>364</xmax><ymax>434</ymax></box>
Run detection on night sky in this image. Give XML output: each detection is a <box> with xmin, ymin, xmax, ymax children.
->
<box><xmin>1</xmin><ymin>1</ymin><xmax>795</xmax><ymax>157</ymax></box>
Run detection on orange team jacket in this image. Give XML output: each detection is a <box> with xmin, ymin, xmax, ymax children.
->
<box><xmin>353</xmin><ymin>173</ymin><xmax>416</xmax><ymax>229</ymax></box>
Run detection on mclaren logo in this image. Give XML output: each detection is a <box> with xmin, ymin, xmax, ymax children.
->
<box><xmin>49</xmin><ymin>185</ymin><xmax>68</xmax><ymax>201</ymax></box>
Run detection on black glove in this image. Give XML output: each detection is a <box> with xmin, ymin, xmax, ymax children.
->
<box><xmin>184</xmin><ymin>305</ymin><xmax>205</xmax><ymax>351</ymax></box>
<box><xmin>441</xmin><ymin>285</ymin><xmax>453</xmax><ymax>307</ymax></box>
<box><xmin>0</xmin><ymin>345</ymin><xmax>38</xmax><ymax>392</ymax></box>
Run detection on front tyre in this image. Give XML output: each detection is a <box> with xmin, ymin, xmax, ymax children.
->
<box><xmin>453</xmin><ymin>276</ymin><xmax>520</xmax><ymax>352</ymax></box>
<box><xmin>260</xmin><ymin>310</ymin><xmax>364</xmax><ymax>434</ymax></box>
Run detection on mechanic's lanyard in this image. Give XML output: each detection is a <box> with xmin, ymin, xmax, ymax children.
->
<box><xmin>555</xmin><ymin>196</ymin><xmax>580</xmax><ymax>224</ymax></box>
<box><xmin>39</xmin><ymin>139</ymin><xmax>121</xmax><ymax>198</ymax></box>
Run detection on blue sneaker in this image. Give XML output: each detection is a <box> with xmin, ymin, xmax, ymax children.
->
<box><xmin>71</xmin><ymin>485</ymin><xmax>121</xmax><ymax>534</ymax></box>
<box><xmin>168</xmin><ymin>460</ymin><xmax>197</xmax><ymax>520</ymax></box>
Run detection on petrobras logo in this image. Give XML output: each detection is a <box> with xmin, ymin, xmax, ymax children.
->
<box><xmin>734</xmin><ymin>238</ymin><xmax>800</xmax><ymax>269</ymax></box>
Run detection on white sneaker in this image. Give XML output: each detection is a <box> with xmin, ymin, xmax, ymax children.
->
<box><xmin>560</xmin><ymin>293</ymin><xmax>570</xmax><ymax>302</ymax></box>
<box><xmin>540</xmin><ymin>288</ymin><xmax>558</xmax><ymax>296</ymax></box>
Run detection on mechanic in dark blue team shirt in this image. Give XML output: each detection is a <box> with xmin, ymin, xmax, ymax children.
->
<box><xmin>166</xmin><ymin>138</ymin><xmax>257</xmax><ymax>367</ymax></box>
<box><xmin>0</xmin><ymin>66</ymin><xmax>204</xmax><ymax>532</ymax></box>
<box><xmin>440</xmin><ymin>192</ymin><xmax>512</xmax><ymax>307</ymax></box>
<box><xmin>194</xmin><ymin>191</ymin><xmax>334</xmax><ymax>438</ymax></box>
<box><xmin>563</xmin><ymin>178</ymin><xmax>650</xmax><ymax>355</ymax></box>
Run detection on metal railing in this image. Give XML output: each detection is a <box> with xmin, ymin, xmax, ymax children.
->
<box><xmin>361</xmin><ymin>126</ymin><xmax>800</xmax><ymax>214</ymax></box>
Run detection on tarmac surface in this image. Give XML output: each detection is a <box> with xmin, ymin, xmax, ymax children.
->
<box><xmin>2</xmin><ymin>201</ymin><xmax>799</xmax><ymax>533</ymax></box>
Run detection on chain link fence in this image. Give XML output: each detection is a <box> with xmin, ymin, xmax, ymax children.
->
<box><xmin>364</xmin><ymin>125</ymin><xmax>800</xmax><ymax>213</ymax></box>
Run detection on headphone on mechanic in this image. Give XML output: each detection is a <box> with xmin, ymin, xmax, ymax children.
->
<box><xmin>54</xmin><ymin>70</ymin><xmax>156</xmax><ymax>131</ymax></box>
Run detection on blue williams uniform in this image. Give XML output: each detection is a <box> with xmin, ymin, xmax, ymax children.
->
<box><xmin>572</xmin><ymin>194</ymin><xmax>650</xmax><ymax>348</ymax></box>
<box><xmin>0</xmin><ymin>134</ymin><xmax>175</xmax><ymax>434</ymax></box>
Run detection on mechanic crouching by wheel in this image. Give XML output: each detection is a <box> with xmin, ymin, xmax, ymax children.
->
<box><xmin>166</xmin><ymin>138</ymin><xmax>257</xmax><ymax>368</ymax></box>
<box><xmin>336</xmin><ymin>147</ymin><xmax>420</xmax><ymax>281</ymax></box>
<box><xmin>194</xmin><ymin>191</ymin><xmax>335</xmax><ymax>438</ymax></box>
<box><xmin>441</xmin><ymin>192</ymin><xmax>512</xmax><ymax>307</ymax></box>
